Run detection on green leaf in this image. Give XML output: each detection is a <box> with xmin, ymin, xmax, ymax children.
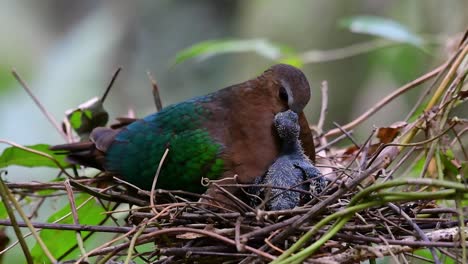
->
<box><xmin>68</xmin><ymin>110</ymin><xmax>83</xmax><ymax>130</ymax></box>
<box><xmin>415</xmin><ymin>248</ymin><xmax>455</xmax><ymax>263</ymax></box>
<box><xmin>0</xmin><ymin>144</ymin><xmax>70</xmax><ymax>169</ymax></box>
<box><xmin>83</xmin><ymin>109</ymin><xmax>93</xmax><ymax>119</ymax></box>
<box><xmin>280</xmin><ymin>55</ymin><xmax>304</xmax><ymax>69</ymax></box>
<box><xmin>31</xmin><ymin>193</ymin><xmax>108</xmax><ymax>262</ymax></box>
<box><xmin>408</xmin><ymin>156</ymin><xmax>426</xmax><ymax>178</ymax></box>
<box><xmin>174</xmin><ymin>38</ymin><xmax>300</xmax><ymax>65</ymax></box>
<box><xmin>0</xmin><ymin>199</ymin><xmax>6</xmax><ymax>219</ymax></box>
<box><xmin>440</xmin><ymin>151</ymin><xmax>459</xmax><ymax>180</ymax></box>
<box><xmin>66</xmin><ymin>97</ymin><xmax>109</xmax><ymax>140</ymax></box>
<box><xmin>339</xmin><ymin>16</ymin><xmax>424</xmax><ymax>46</ymax></box>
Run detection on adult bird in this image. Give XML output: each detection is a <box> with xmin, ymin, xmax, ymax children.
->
<box><xmin>51</xmin><ymin>64</ymin><xmax>316</xmax><ymax>204</ymax></box>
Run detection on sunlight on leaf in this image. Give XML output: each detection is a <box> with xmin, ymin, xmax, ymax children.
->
<box><xmin>339</xmin><ymin>16</ymin><xmax>424</xmax><ymax>46</ymax></box>
<box><xmin>0</xmin><ymin>144</ymin><xmax>69</xmax><ymax>168</ymax></box>
<box><xmin>31</xmin><ymin>193</ymin><xmax>107</xmax><ymax>262</ymax></box>
<box><xmin>174</xmin><ymin>39</ymin><xmax>302</xmax><ymax>66</ymax></box>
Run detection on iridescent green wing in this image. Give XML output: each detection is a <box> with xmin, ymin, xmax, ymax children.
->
<box><xmin>105</xmin><ymin>99</ymin><xmax>224</xmax><ymax>193</ymax></box>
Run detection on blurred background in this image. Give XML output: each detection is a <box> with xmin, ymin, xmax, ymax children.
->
<box><xmin>1</xmin><ymin>0</ymin><xmax>466</xmax><ymax>147</ymax></box>
<box><xmin>0</xmin><ymin>0</ymin><xmax>466</xmax><ymax>262</ymax></box>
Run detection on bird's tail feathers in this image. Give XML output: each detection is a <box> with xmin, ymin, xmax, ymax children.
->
<box><xmin>49</xmin><ymin>127</ymin><xmax>120</xmax><ymax>170</ymax></box>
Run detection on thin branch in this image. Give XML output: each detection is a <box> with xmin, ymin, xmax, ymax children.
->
<box><xmin>0</xmin><ymin>193</ymin><xmax>96</xmax><ymax>256</ymax></box>
<box><xmin>450</xmin><ymin>126</ymin><xmax>468</xmax><ymax>160</ymax></box>
<box><xmin>324</xmin><ymin>63</ymin><xmax>447</xmax><ymax>137</ymax></box>
<box><xmin>0</xmin><ymin>220</ymin><xmax>140</xmax><ymax>233</ymax></box>
<box><xmin>404</xmin><ymin>46</ymin><xmax>463</xmax><ymax>121</ymax></box>
<box><xmin>333</xmin><ymin>232</ymin><xmax>466</xmax><ymax>248</ymax></box>
<box><xmin>150</xmin><ymin>148</ymin><xmax>169</xmax><ymax>214</ymax></box>
<box><xmin>64</xmin><ymin>180</ymin><xmax>88</xmax><ymax>263</ymax></box>
<box><xmin>76</xmin><ymin>227</ymin><xmax>138</xmax><ymax>264</ymax></box>
<box><xmin>0</xmin><ymin>172</ymin><xmax>33</xmax><ymax>264</ymax></box>
<box><xmin>387</xmin><ymin>202</ymin><xmax>441</xmax><ymax>264</ymax></box>
<box><xmin>235</xmin><ymin>217</ymin><xmax>244</xmax><ymax>252</ymax></box>
<box><xmin>11</xmin><ymin>69</ymin><xmax>68</xmax><ymax>141</ymax></box>
<box><xmin>101</xmin><ymin>67</ymin><xmax>122</xmax><ymax>103</ymax></box>
<box><xmin>317</xmin><ymin>81</ymin><xmax>328</xmax><ymax>132</ymax></box>
<box><xmin>332</xmin><ymin>122</ymin><xmax>359</xmax><ymax>147</ymax></box>
<box><xmin>0</xmin><ymin>139</ymin><xmax>72</xmax><ymax>178</ymax></box>
<box><xmin>455</xmin><ymin>196</ymin><xmax>467</xmax><ymax>263</ymax></box>
<box><xmin>315</xmin><ymin>132</ymin><xmax>351</xmax><ymax>152</ymax></box>
<box><xmin>367</xmin><ymin>122</ymin><xmax>456</xmax><ymax>168</ymax></box>
<box><xmin>88</xmin><ymin>227</ymin><xmax>276</xmax><ymax>260</ymax></box>
<box><xmin>125</xmin><ymin>221</ymin><xmax>147</xmax><ymax>264</ymax></box>
<box><xmin>147</xmin><ymin>71</ymin><xmax>163</xmax><ymax>111</ymax></box>
<box><xmin>401</xmin><ymin>43</ymin><xmax>468</xmax><ymax>146</ymax></box>
<box><xmin>0</xmin><ymin>175</ymin><xmax>56</xmax><ymax>263</ymax></box>
<box><xmin>315</xmin><ymin>227</ymin><xmax>468</xmax><ymax>263</ymax></box>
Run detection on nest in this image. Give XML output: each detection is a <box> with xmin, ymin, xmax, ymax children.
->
<box><xmin>1</xmin><ymin>37</ymin><xmax>467</xmax><ymax>264</ymax></box>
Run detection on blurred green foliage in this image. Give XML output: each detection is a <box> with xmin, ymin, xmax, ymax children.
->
<box><xmin>174</xmin><ymin>38</ymin><xmax>303</xmax><ymax>67</ymax></box>
<box><xmin>339</xmin><ymin>16</ymin><xmax>424</xmax><ymax>46</ymax></box>
<box><xmin>174</xmin><ymin>15</ymin><xmax>426</xmax><ymax>69</ymax></box>
<box><xmin>31</xmin><ymin>193</ymin><xmax>107</xmax><ymax>262</ymax></box>
<box><xmin>0</xmin><ymin>66</ymin><xmax>15</xmax><ymax>95</ymax></box>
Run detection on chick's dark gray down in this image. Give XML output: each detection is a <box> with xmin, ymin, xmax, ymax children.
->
<box><xmin>251</xmin><ymin>110</ymin><xmax>325</xmax><ymax>211</ymax></box>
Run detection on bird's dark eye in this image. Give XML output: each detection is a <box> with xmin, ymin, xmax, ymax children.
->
<box><xmin>279</xmin><ymin>86</ymin><xmax>288</xmax><ymax>102</ymax></box>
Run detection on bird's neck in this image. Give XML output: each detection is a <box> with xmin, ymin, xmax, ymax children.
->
<box><xmin>281</xmin><ymin>138</ymin><xmax>302</xmax><ymax>154</ymax></box>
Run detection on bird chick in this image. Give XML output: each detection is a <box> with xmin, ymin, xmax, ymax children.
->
<box><xmin>251</xmin><ymin>110</ymin><xmax>325</xmax><ymax>211</ymax></box>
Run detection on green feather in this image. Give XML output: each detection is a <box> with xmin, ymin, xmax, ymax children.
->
<box><xmin>106</xmin><ymin>99</ymin><xmax>224</xmax><ymax>193</ymax></box>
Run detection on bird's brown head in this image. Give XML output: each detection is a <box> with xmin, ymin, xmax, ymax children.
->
<box><xmin>263</xmin><ymin>64</ymin><xmax>311</xmax><ymax>113</ymax></box>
